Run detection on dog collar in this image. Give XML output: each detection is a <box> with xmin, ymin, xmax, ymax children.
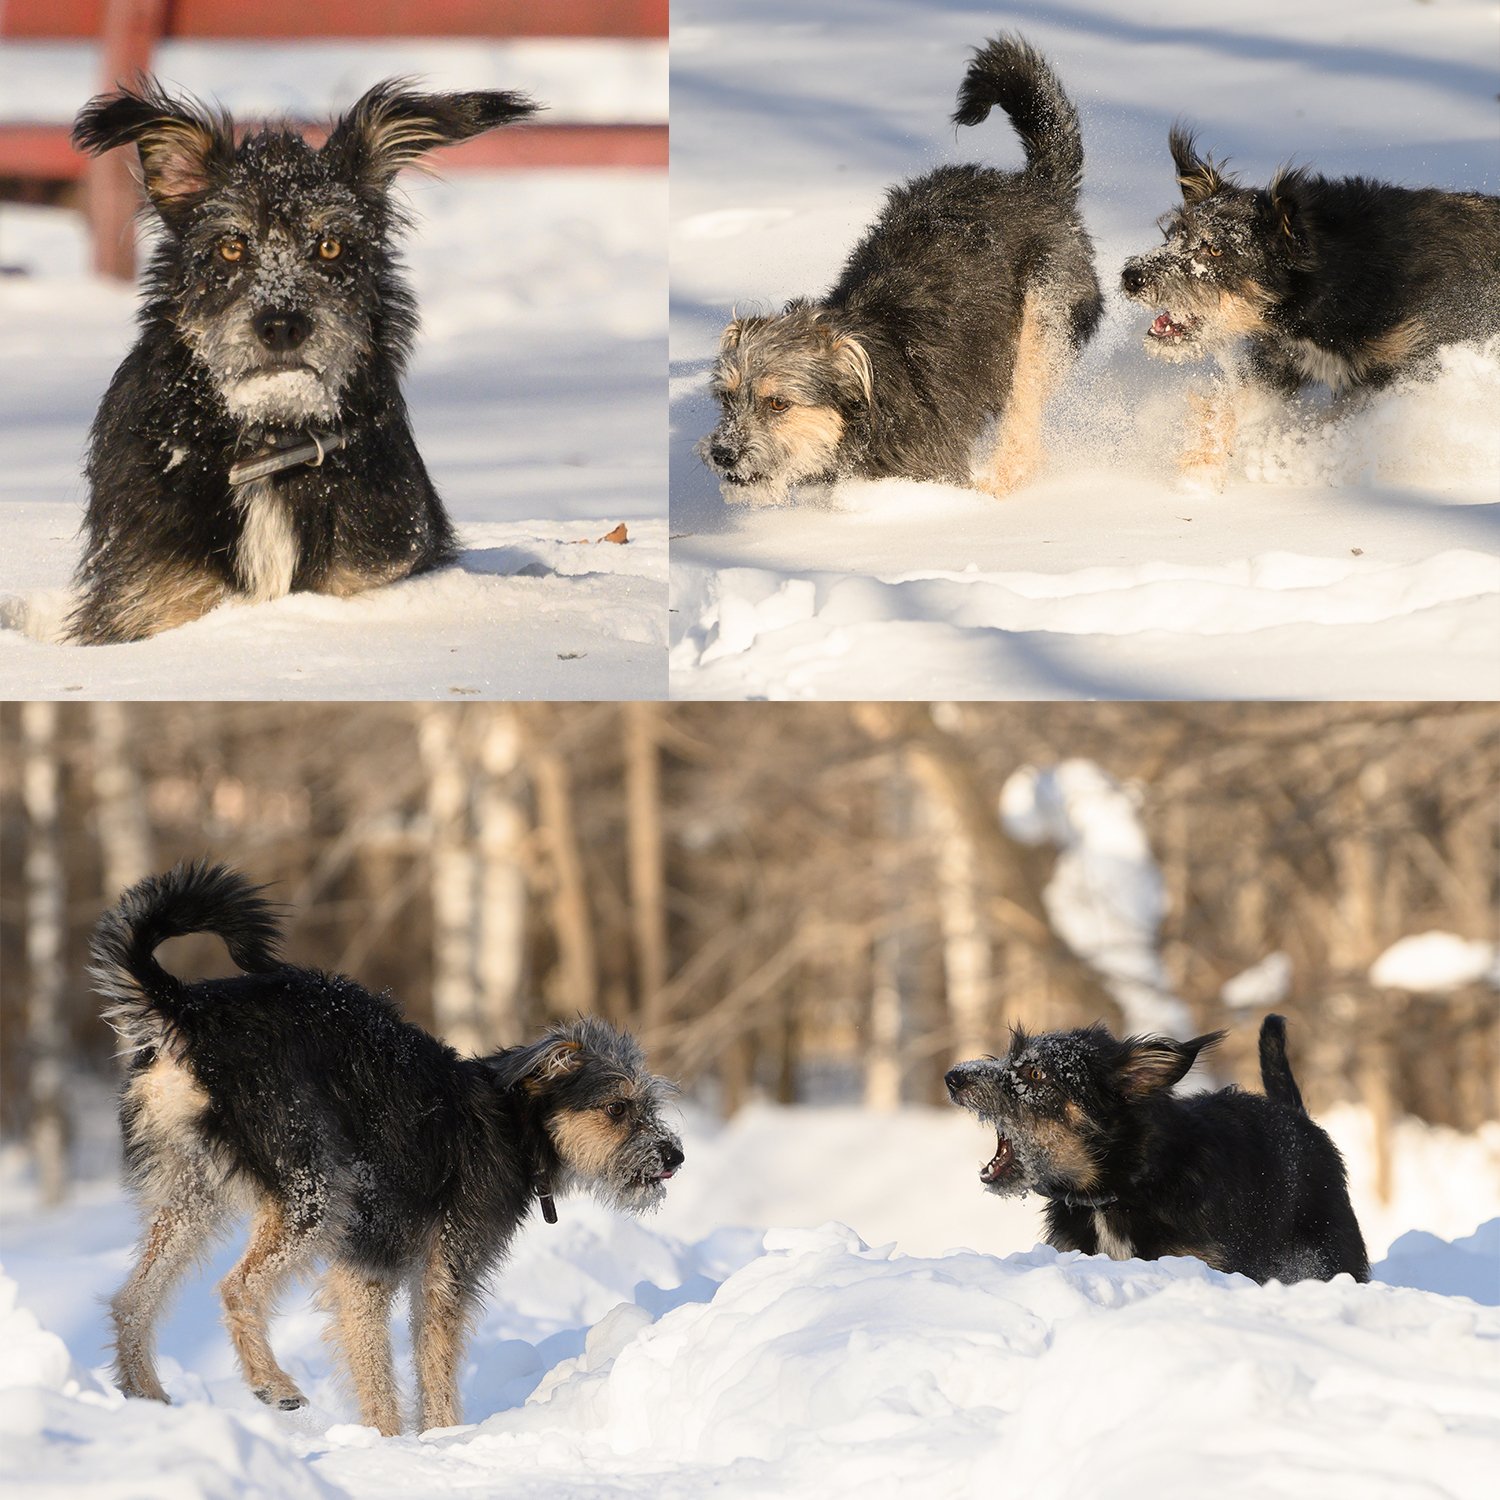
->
<box><xmin>1048</xmin><ymin>1190</ymin><xmax>1119</xmax><ymax>1210</ymax></box>
<box><xmin>228</xmin><ymin>429</ymin><xmax>343</xmax><ymax>487</ymax></box>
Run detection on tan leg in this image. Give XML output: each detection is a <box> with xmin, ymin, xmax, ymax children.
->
<box><xmin>321</xmin><ymin>1262</ymin><xmax>402</xmax><ymax>1435</ymax></box>
<box><xmin>974</xmin><ymin>291</ymin><xmax>1062</xmax><ymax>498</ymax></box>
<box><xmin>1178</xmin><ymin>387</ymin><xmax>1239</xmax><ymax>491</ymax></box>
<box><xmin>410</xmin><ymin>1239</ymin><xmax>479</xmax><ymax>1432</ymax></box>
<box><xmin>110</xmin><ymin>1181</ymin><xmax>225</xmax><ymax>1403</ymax></box>
<box><xmin>72</xmin><ymin>561</ymin><xmax>229</xmax><ymax>644</ymax></box>
<box><xmin>318</xmin><ymin>560</ymin><xmax>414</xmax><ymax>598</ymax></box>
<box><xmin>217</xmin><ymin>1201</ymin><xmax>319</xmax><ymax>1411</ymax></box>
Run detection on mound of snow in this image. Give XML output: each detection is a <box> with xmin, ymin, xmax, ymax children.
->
<box><xmin>1370</xmin><ymin>932</ymin><xmax>1500</xmax><ymax>993</ymax></box>
<box><xmin>1374</xmin><ymin>1220</ymin><xmax>1500</xmax><ymax>1305</ymax></box>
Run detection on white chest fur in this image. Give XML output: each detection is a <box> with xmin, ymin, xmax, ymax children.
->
<box><xmin>1093</xmin><ymin>1210</ymin><xmax>1135</xmax><ymax>1262</ymax></box>
<box><xmin>235</xmin><ymin>478</ymin><xmax>298</xmax><ymax>601</ymax></box>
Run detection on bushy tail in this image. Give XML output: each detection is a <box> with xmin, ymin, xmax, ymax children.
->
<box><xmin>91</xmin><ymin>861</ymin><xmax>284</xmax><ymax>1038</ymax></box>
<box><xmin>1258</xmin><ymin>1014</ymin><xmax>1306</xmax><ymax>1114</ymax></box>
<box><xmin>952</xmin><ymin>34</ymin><xmax>1085</xmax><ymax>200</ymax></box>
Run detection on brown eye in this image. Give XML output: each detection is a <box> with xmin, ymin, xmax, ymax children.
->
<box><xmin>768</xmin><ymin>396</ymin><xmax>790</xmax><ymax>412</ymax></box>
<box><xmin>1026</xmin><ymin>1065</ymin><xmax>1046</xmax><ymax>1083</ymax></box>
<box><xmin>318</xmin><ymin>238</ymin><xmax>342</xmax><ymax>261</ymax></box>
<box><xmin>219</xmin><ymin>238</ymin><xmax>244</xmax><ymax>263</ymax></box>
<box><xmin>605</xmin><ymin>1101</ymin><xmax>627</xmax><ymax>1120</ymax></box>
<box><xmin>1206</xmin><ymin>244</ymin><xmax>1222</xmax><ymax>257</ymax></box>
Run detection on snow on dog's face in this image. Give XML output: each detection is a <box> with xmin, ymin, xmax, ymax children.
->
<box><xmin>72</xmin><ymin>80</ymin><xmax>537</xmax><ymax>427</ymax></box>
<box><xmin>1119</xmin><ymin>126</ymin><xmax>1284</xmax><ymax>362</ymax></box>
<box><xmin>944</xmin><ymin>1023</ymin><xmax>1214</xmax><ymax>1201</ymax></box>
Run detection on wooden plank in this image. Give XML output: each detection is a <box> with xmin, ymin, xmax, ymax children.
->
<box><xmin>0</xmin><ymin>121</ymin><xmax>667</xmax><ymax>178</ymax></box>
<box><xmin>0</xmin><ymin>125</ymin><xmax>87</xmax><ymax>178</ymax></box>
<box><xmin>2</xmin><ymin>0</ymin><xmax>667</xmax><ymax>38</ymax></box>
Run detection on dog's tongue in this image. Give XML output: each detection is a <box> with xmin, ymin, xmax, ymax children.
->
<box><xmin>1151</xmin><ymin>311</ymin><xmax>1188</xmax><ymax>339</ymax></box>
<box><xmin>980</xmin><ymin>1134</ymin><xmax>1014</xmax><ymax>1183</ymax></box>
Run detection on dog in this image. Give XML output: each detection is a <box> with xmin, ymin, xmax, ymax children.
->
<box><xmin>91</xmin><ymin>861</ymin><xmax>683</xmax><ymax>1434</ymax></box>
<box><xmin>697</xmin><ymin>35</ymin><xmax>1102</xmax><ymax>506</ymax></box>
<box><xmin>945</xmin><ymin>1014</ymin><xmax>1368</xmax><ymax>1284</ymax></box>
<box><xmin>66</xmin><ymin>79</ymin><xmax>540</xmax><ymax>643</ymax></box>
<box><xmin>1121</xmin><ymin>125</ymin><xmax>1500</xmax><ymax>490</ymax></box>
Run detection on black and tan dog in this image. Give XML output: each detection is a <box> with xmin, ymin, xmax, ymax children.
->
<box><xmin>945</xmin><ymin>1015</ymin><xmax>1368</xmax><ymax>1284</ymax></box>
<box><xmin>68</xmin><ymin>80</ymin><xmax>539</xmax><ymax>643</ymax></box>
<box><xmin>1122</xmin><ymin>126</ymin><xmax>1500</xmax><ymax>490</ymax></box>
<box><xmin>92</xmin><ymin>862</ymin><xmax>682</xmax><ymax>1434</ymax></box>
<box><xmin>698</xmin><ymin>35</ymin><xmax>1102</xmax><ymax>506</ymax></box>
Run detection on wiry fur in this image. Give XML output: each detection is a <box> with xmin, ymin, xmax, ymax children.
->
<box><xmin>945</xmin><ymin>1014</ymin><xmax>1368</xmax><ymax>1285</ymax></box>
<box><xmin>1121</xmin><ymin>124</ymin><xmax>1500</xmax><ymax>489</ymax></box>
<box><xmin>697</xmin><ymin>35</ymin><xmax>1102</xmax><ymax>505</ymax></box>
<box><xmin>67</xmin><ymin>79</ymin><xmax>539</xmax><ymax>643</ymax></box>
<box><xmin>92</xmin><ymin>862</ymin><xmax>682</xmax><ymax>1434</ymax></box>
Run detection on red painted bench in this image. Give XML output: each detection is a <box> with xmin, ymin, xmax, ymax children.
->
<box><xmin>1</xmin><ymin>0</ymin><xmax>667</xmax><ymax>276</ymax></box>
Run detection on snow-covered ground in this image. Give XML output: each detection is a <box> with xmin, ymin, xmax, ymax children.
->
<box><xmin>669</xmin><ymin>0</ymin><xmax>1500</xmax><ymax>699</ymax></box>
<box><xmin>0</xmin><ymin>44</ymin><xmax>667</xmax><ymax>698</ymax></box>
<box><xmin>3</xmin><ymin>1086</ymin><xmax>1498</xmax><ymax>1499</ymax></box>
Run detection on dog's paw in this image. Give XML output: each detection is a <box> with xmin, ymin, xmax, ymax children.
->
<box><xmin>253</xmin><ymin>1383</ymin><xmax>307</xmax><ymax>1411</ymax></box>
<box><xmin>1175</xmin><ymin>463</ymin><xmax>1227</xmax><ymax>495</ymax></box>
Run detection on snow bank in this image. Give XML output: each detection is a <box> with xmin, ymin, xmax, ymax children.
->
<box><xmin>5</xmin><ymin>1221</ymin><xmax>1499</xmax><ymax>1500</ymax></box>
<box><xmin>3</xmin><ymin>1086</ymin><xmax>1499</xmax><ymax>1498</ymax></box>
<box><xmin>451</xmin><ymin>1223</ymin><xmax>1500</xmax><ymax>1500</ymax></box>
<box><xmin>0</xmin><ymin>1267</ymin><xmax>341</xmax><ymax>1500</ymax></box>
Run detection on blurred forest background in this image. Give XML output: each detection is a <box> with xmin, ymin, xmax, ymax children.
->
<box><xmin>2</xmin><ymin>700</ymin><xmax>1496</xmax><ymax>1207</ymax></box>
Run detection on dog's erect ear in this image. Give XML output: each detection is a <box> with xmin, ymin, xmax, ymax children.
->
<box><xmin>489</xmin><ymin>1031</ymin><xmax>585</xmax><ymax>1093</ymax></box>
<box><xmin>1264</xmin><ymin>168</ymin><xmax>1314</xmax><ymax>262</ymax></box>
<box><xmin>1168</xmin><ymin>123</ymin><xmax>1228</xmax><ymax>205</ymax></box>
<box><xmin>323</xmin><ymin>79</ymin><xmax>541</xmax><ymax>189</ymax></box>
<box><xmin>1115</xmin><ymin>1031</ymin><xmax>1224</xmax><ymax>1097</ymax></box>
<box><xmin>72</xmin><ymin>81</ymin><xmax>235</xmax><ymax>216</ymax></box>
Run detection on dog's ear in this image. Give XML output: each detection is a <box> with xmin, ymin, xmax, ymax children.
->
<box><xmin>488</xmin><ymin>1031</ymin><xmax>585</xmax><ymax>1093</ymax></box>
<box><xmin>323</xmin><ymin>80</ymin><xmax>541</xmax><ymax>189</ymax></box>
<box><xmin>1264</xmin><ymin>168</ymin><xmax>1314</xmax><ymax>262</ymax></box>
<box><xmin>829</xmin><ymin>333</ymin><xmax>873</xmax><ymax>404</ymax></box>
<box><xmin>72</xmin><ymin>81</ymin><xmax>235</xmax><ymax>216</ymax></box>
<box><xmin>1168</xmin><ymin>124</ymin><xmax>1228</xmax><ymax>205</ymax></box>
<box><xmin>1115</xmin><ymin>1031</ymin><xmax>1224</xmax><ymax>1096</ymax></box>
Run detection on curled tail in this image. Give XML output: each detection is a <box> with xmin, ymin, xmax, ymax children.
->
<box><xmin>1258</xmin><ymin>1014</ymin><xmax>1306</xmax><ymax>1114</ymax></box>
<box><xmin>952</xmin><ymin>34</ymin><xmax>1085</xmax><ymax>200</ymax></box>
<box><xmin>92</xmin><ymin>861</ymin><xmax>283</xmax><ymax>1047</ymax></box>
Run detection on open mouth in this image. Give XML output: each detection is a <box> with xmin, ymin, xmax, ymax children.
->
<box><xmin>1146</xmin><ymin>310</ymin><xmax>1198</xmax><ymax>344</ymax></box>
<box><xmin>980</xmin><ymin>1133</ymin><xmax>1018</xmax><ymax>1185</ymax></box>
<box><xmin>718</xmin><ymin>470</ymin><xmax>763</xmax><ymax>486</ymax></box>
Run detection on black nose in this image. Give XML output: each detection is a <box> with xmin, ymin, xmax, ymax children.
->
<box><xmin>253</xmin><ymin>309</ymin><xmax>313</xmax><ymax>352</ymax></box>
<box><xmin>662</xmin><ymin>1141</ymin><xmax>684</xmax><ymax>1172</ymax></box>
<box><xmin>708</xmin><ymin>439</ymin><xmax>736</xmax><ymax>469</ymax></box>
<box><xmin>944</xmin><ymin>1066</ymin><xmax>965</xmax><ymax>1095</ymax></box>
<box><xmin>1120</xmin><ymin>261</ymin><xmax>1148</xmax><ymax>296</ymax></box>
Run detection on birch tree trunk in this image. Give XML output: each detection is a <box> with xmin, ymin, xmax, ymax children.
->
<box><xmin>22</xmin><ymin>703</ymin><xmax>68</xmax><ymax>1207</ymax></box>
<box><xmin>417</xmin><ymin>706</ymin><xmax>479</xmax><ymax>1054</ymax></box>
<box><xmin>627</xmin><ymin>702</ymin><xmax>668</xmax><ymax>1029</ymax></box>
<box><xmin>476</xmin><ymin>708</ymin><xmax>527</xmax><ymax>1050</ymax></box>
<box><xmin>90</xmin><ymin>702</ymin><xmax>154</xmax><ymax>899</ymax></box>
<box><xmin>529</xmin><ymin>738</ymin><xmax>597</xmax><ymax>1016</ymax></box>
<box><xmin>917</xmin><ymin>776</ymin><xmax>991</xmax><ymax>1066</ymax></box>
